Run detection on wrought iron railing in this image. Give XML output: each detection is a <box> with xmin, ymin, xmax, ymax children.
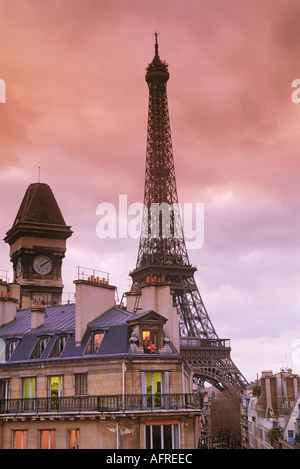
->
<box><xmin>0</xmin><ymin>393</ymin><xmax>202</xmax><ymax>415</ymax></box>
<box><xmin>180</xmin><ymin>337</ymin><xmax>231</xmax><ymax>348</ymax></box>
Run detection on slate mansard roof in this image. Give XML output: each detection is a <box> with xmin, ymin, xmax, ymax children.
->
<box><xmin>0</xmin><ymin>304</ymin><xmax>178</xmax><ymax>364</ymax></box>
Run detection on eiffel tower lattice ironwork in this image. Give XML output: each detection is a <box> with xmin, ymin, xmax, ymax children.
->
<box><xmin>129</xmin><ymin>34</ymin><xmax>247</xmax><ymax>391</ymax></box>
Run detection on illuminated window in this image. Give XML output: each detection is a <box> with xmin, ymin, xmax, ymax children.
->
<box><xmin>12</xmin><ymin>429</ymin><xmax>27</xmax><ymax>449</ymax></box>
<box><xmin>142</xmin><ymin>330</ymin><xmax>157</xmax><ymax>353</ymax></box>
<box><xmin>23</xmin><ymin>377</ymin><xmax>36</xmax><ymax>399</ymax></box>
<box><xmin>22</xmin><ymin>377</ymin><xmax>36</xmax><ymax>411</ymax></box>
<box><xmin>84</xmin><ymin>332</ymin><xmax>104</xmax><ymax>354</ymax></box>
<box><xmin>68</xmin><ymin>429</ymin><xmax>80</xmax><ymax>449</ymax></box>
<box><xmin>141</xmin><ymin>372</ymin><xmax>169</xmax><ymax>408</ymax></box>
<box><xmin>40</xmin><ymin>429</ymin><xmax>55</xmax><ymax>449</ymax></box>
<box><xmin>147</xmin><ymin>372</ymin><xmax>161</xmax><ymax>407</ymax></box>
<box><xmin>49</xmin><ymin>376</ymin><xmax>63</xmax><ymax>410</ymax></box>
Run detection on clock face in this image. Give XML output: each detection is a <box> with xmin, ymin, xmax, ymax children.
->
<box><xmin>33</xmin><ymin>255</ymin><xmax>52</xmax><ymax>275</ymax></box>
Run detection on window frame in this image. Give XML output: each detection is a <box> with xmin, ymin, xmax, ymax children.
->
<box><xmin>48</xmin><ymin>375</ymin><xmax>64</xmax><ymax>410</ymax></box>
<box><xmin>74</xmin><ymin>373</ymin><xmax>87</xmax><ymax>396</ymax></box>
<box><xmin>68</xmin><ymin>428</ymin><xmax>80</xmax><ymax>449</ymax></box>
<box><xmin>142</xmin><ymin>330</ymin><xmax>158</xmax><ymax>353</ymax></box>
<box><xmin>141</xmin><ymin>371</ymin><xmax>170</xmax><ymax>408</ymax></box>
<box><xmin>39</xmin><ymin>428</ymin><xmax>55</xmax><ymax>449</ymax></box>
<box><xmin>0</xmin><ymin>378</ymin><xmax>10</xmax><ymax>400</ymax></box>
<box><xmin>49</xmin><ymin>334</ymin><xmax>69</xmax><ymax>357</ymax></box>
<box><xmin>11</xmin><ymin>429</ymin><xmax>28</xmax><ymax>449</ymax></box>
<box><xmin>22</xmin><ymin>376</ymin><xmax>36</xmax><ymax>411</ymax></box>
<box><xmin>31</xmin><ymin>336</ymin><xmax>50</xmax><ymax>359</ymax></box>
<box><xmin>6</xmin><ymin>339</ymin><xmax>19</xmax><ymax>360</ymax></box>
<box><xmin>145</xmin><ymin>421</ymin><xmax>180</xmax><ymax>449</ymax></box>
<box><xmin>84</xmin><ymin>331</ymin><xmax>105</xmax><ymax>355</ymax></box>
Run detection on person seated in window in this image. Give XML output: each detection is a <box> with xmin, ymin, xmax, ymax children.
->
<box><xmin>143</xmin><ymin>340</ymin><xmax>150</xmax><ymax>353</ymax></box>
<box><xmin>148</xmin><ymin>341</ymin><xmax>156</xmax><ymax>353</ymax></box>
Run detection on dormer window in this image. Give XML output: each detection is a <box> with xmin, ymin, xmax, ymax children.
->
<box><xmin>31</xmin><ymin>336</ymin><xmax>50</xmax><ymax>359</ymax></box>
<box><xmin>39</xmin><ymin>338</ymin><xmax>48</xmax><ymax>355</ymax></box>
<box><xmin>127</xmin><ymin>310</ymin><xmax>168</xmax><ymax>356</ymax></box>
<box><xmin>50</xmin><ymin>335</ymin><xmax>69</xmax><ymax>357</ymax></box>
<box><xmin>84</xmin><ymin>331</ymin><xmax>104</xmax><ymax>354</ymax></box>
<box><xmin>6</xmin><ymin>339</ymin><xmax>19</xmax><ymax>360</ymax></box>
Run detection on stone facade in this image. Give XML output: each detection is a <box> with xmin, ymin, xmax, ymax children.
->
<box><xmin>0</xmin><ymin>278</ymin><xmax>202</xmax><ymax>450</ymax></box>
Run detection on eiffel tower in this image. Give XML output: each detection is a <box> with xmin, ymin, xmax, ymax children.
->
<box><xmin>129</xmin><ymin>34</ymin><xmax>247</xmax><ymax>391</ymax></box>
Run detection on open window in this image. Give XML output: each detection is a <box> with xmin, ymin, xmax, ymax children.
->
<box><xmin>84</xmin><ymin>331</ymin><xmax>104</xmax><ymax>354</ymax></box>
<box><xmin>143</xmin><ymin>330</ymin><xmax>158</xmax><ymax>354</ymax></box>
<box><xmin>6</xmin><ymin>338</ymin><xmax>19</xmax><ymax>360</ymax></box>
<box><xmin>31</xmin><ymin>336</ymin><xmax>50</xmax><ymax>359</ymax></box>
<box><xmin>49</xmin><ymin>335</ymin><xmax>69</xmax><ymax>357</ymax></box>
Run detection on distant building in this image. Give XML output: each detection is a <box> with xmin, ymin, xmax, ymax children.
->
<box><xmin>279</xmin><ymin>393</ymin><xmax>300</xmax><ymax>449</ymax></box>
<box><xmin>240</xmin><ymin>369</ymin><xmax>300</xmax><ymax>449</ymax></box>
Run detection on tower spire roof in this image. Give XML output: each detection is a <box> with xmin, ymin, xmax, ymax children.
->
<box><xmin>146</xmin><ymin>32</ymin><xmax>169</xmax><ymax>82</ymax></box>
<box><xmin>4</xmin><ymin>182</ymin><xmax>72</xmax><ymax>245</ymax></box>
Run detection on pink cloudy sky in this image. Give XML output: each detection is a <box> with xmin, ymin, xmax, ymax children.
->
<box><xmin>0</xmin><ymin>0</ymin><xmax>300</xmax><ymax>382</ymax></box>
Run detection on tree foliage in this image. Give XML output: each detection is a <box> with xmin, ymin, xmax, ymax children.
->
<box><xmin>210</xmin><ymin>387</ymin><xmax>241</xmax><ymax>449</ymax></box>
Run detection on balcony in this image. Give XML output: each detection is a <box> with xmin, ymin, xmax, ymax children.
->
<box><xmin>0</xmin><ymin>393</ymin><xmax>202</xmax><ymax>416</ymax></box>
<box><xmin>180</xmin><ymin>337</ymin><xmax>231</xmax><ymax>348</ymax></box>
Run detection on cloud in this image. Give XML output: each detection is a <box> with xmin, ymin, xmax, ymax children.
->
<box><xmin>0</xmin><ymin>0</ymin><xmax>299</xmax><ymax>381</ymax></box>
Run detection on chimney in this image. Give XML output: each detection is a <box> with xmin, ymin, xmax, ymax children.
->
<box><xmin>0</xmin><ymin>295</ymin><xmax>18</xmax><ymax>326</ymax></box>
<box><xmin>0</xmin><ymin>282</ymin><xmax>19</xmax><ymax>326</ymax></box>
<box><xmin>31</xmin><ymin>305</ymin><xmax>45</xmax><ymax>329</ymax></box>
<box><xmin>74</xmin><ymin>278</ymin><xmax>116</xmax><ymax>343</ymax></box>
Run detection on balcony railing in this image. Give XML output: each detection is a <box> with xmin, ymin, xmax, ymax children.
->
<box><xmin>180</xmin><ymin>337</ymin><xmax>231</xmax><ymax>348</ymax></box>
<box><xmin>0</xmin><ymin>393</ymin><xmax>202</xmax><ymax>415</ymax></box>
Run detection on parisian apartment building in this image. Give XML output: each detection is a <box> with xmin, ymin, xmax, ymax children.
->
<box><xmin>240</xmin><ymin>369</ymin><xmax>300</xmax><ymax>449</ymax></box>
<box><xmin>0</xmin><ymin>182</ymin><xmax>202</xmax><ymax>450</ymax></box>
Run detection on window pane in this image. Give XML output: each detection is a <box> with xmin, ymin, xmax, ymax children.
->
<box><xmin>174</xmin><ymin>424</ymin><xmax>179</xmax><ymax>449</ymax></box>
<box><xmin>143</xmin><ymin>331</ymin><xmax>157</xmax><ymax>353</ymax></box>
<box><xmin>154</xmin><ymin>373</ymin><xmax>161</xmax><ymax>394</ymax></box>
<box><xmin>163</xmin><ymin>425</ymin><xmax>172</xmax><ymax>449</ymax></box>
<box><xmin>23</xmin><ymin>378</ymin><xmax>35</xmax><ymax>399</ymax></box>
<box><xmin>0</xmin><ymin>380</ymin><xmax>8</xmax><ymax>399</ymax></box>
<box><xmin>152</xmin><ymin>425</ymin><xmax>162</xmax><ymax>449</ymax></box>
<box><xmin>146</xmin><ymin>373</ymin><xmax>152</xmax><ymax>394</ymax></box>
<box><xmin>41</xmin><ymin>430</ymin><xmax>54</xmax><ymax>449</ymax></box>
<box><xmin>69</xmin><ymin>429</ymin><xmax>80</xmax><ymax>449</ymax></box>
<box><xmin>50</xmin><ymin>376</ymin><xmax>62</xmax><ymax>410</ymax></box>
<box><xmin>50</xmin><ymin>377</ymin><xmax>62</xmax><ymax>397</ymax></box>
<box><xmin>94</xmin><ymin>333</ymin><xmax>104</xmax><ymax>351</ymax></box>
<box><xmin>146</xmin><ymin>426</ymin><xmax>151</xmax><ymax>449</ymax></box>
<box><xmin>14</xmin><ymin>430</ymin><xmax>27</xmax><ymax>449</ymax></box>
<box><xmin>75</xmin><ymin>374</ymin><xmax>86</xmax><ymax>395</ymax></box>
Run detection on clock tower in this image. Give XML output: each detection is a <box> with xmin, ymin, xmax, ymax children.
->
<box><xmin>4</xmin><ymin>182</ymin><xmax>72</xmax><ymax>308</ymax></box>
